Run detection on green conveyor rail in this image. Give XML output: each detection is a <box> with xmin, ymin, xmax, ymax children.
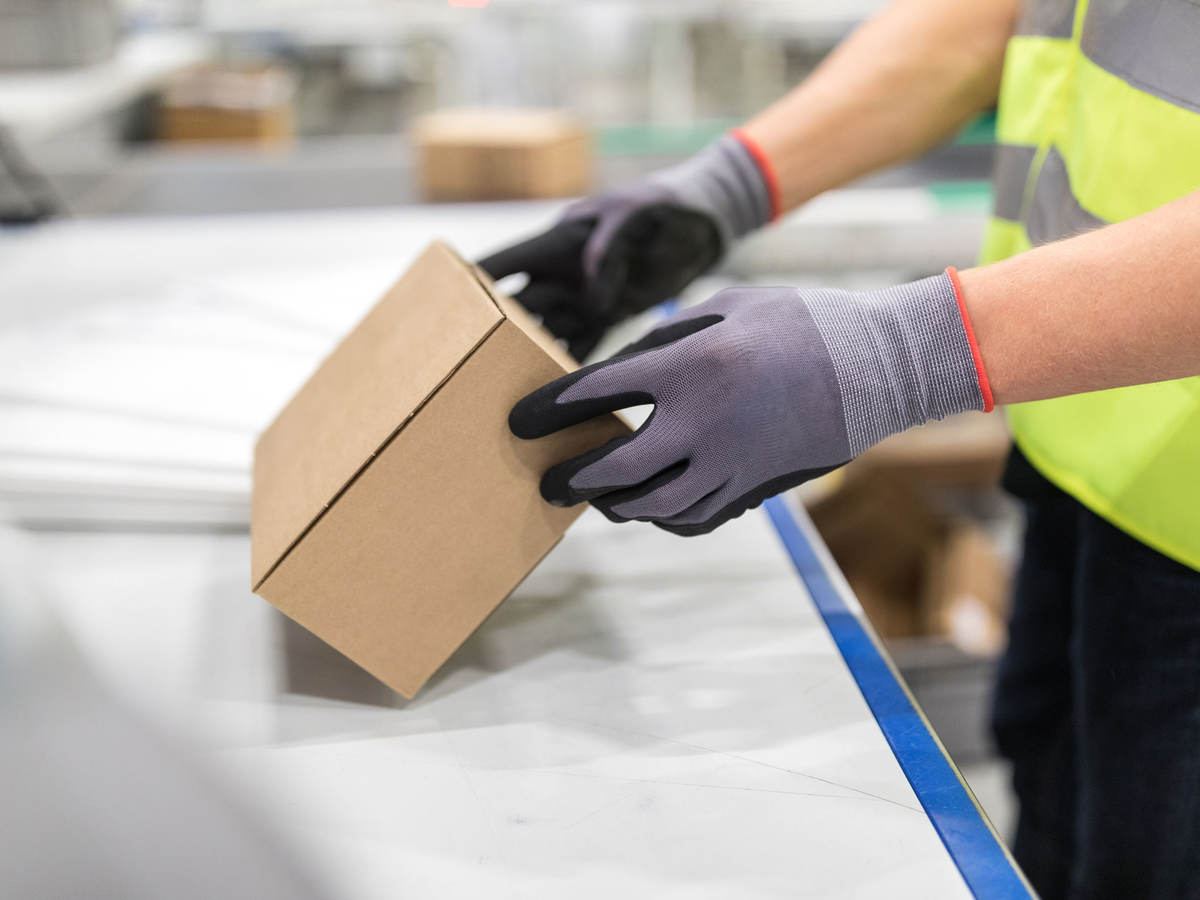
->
<box><xmin>597</xmin><ymin>120</ymin><xmax>739</xmax><ymax>156</ymax></box>
<box><xmin>928</xmin><ymin>180</ymin><xmax>993</xmax><ymax>214</ymax></box>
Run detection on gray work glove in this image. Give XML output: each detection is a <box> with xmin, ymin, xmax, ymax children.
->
<box><xmin>509</xmin><ymin>271</ymin><xmax>993</xmax><ymax>536</ymax></box>
<box><xmin>479</xmin><ymin>132</ymin><xmax>775</xmax><ymax>361</ymax></box>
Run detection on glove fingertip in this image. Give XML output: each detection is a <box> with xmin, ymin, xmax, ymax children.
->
<box><xmin>509</xmin><ymin>381</ymin><xmax>568</xmax><ymax>440</ymax></box>
<box><xmin>508</xmin><ymin>399</ymin><xmax>542</xmax><ymax>440</ymax></box>
<box><xmin>539</xmin><ymin>463</ymin><xmax>582</xmax><ymax>508</ymax></box>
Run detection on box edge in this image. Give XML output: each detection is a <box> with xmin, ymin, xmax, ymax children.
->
<box><xmin>251</xmin><ymin>241</ymin><xmax>509</xmax><ymax>591</ymax></box>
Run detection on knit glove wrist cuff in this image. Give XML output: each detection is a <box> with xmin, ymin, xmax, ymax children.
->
<box><xmin>805</xmin><ymin>270</ymin><xmax>992</xmax><ymax>456</ymax></box>
<box><xmin>651</xmin><ymin>133</ymin><xmax>775</xmax><ymax>247</ymax></box>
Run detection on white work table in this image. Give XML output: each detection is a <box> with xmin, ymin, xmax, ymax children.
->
<box><xmin>0</xmin><ymin>206</ymin><xmax>1027</xmax><ymax>899</ymax></box>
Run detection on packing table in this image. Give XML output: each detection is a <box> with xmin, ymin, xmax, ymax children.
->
<box><xmin>0</xmin><ymin>207</ymin><xmax>1030</xmax><ymax>899</ymax></box>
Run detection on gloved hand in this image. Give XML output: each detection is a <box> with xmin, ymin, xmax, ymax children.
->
<box><xmin>509</xmin><ymin>270</ymin><xmax>993</xmax><ymax>536</ymax></box>
<box><xmin>479</xmin><ymin>131</ymin><xmax>777</xmax><ymax>361</ymax></box>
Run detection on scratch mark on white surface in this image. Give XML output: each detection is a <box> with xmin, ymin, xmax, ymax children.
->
<box><xmin>562</xmin><ymin>795</ymin><xmax>631</xmax><ymax>830</ymax></box>
<box><xmin>796</xmin><ymin>672</ymin><xmax>838</xmax><ymax>698</ymax></box>
<box><xmin>534</xmin><ymin>768</ymin><xmax>910</xmax><ymax>805</ymax></box>
<box><xmin>444</xmin><ymin>732</ymin><xmax>506</xmax><ymax>861</ymax></box>
<box><xmin>555</xmin><ymin>716</ymin><xmax>920</xmax><ymax>813</ymax></box>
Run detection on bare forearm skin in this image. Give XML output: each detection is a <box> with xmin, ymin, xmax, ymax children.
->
<box><xmin>731</xmin><ymin>0</ymin><xmax>1198</xmax><ymax>406</ymax></box>
<box><xmin>741</xmin><ymin>0</ymin><xmax>1019</xmax><ymax>212</ymax></box>
<box><xmin>961</xmin><ymin>190</ymin><xmax>1200</xmax><ymax>404</ymax></box>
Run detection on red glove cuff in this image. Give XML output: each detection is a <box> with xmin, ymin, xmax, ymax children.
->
<box><xmin>946</xmin><ymin>266</ymin><xmax>994</xmax><ymax>413</ymax></box>
<box><xmin>729</xmin><ymin>127</ymin><xmax>782</xmax><ymax>223</ymax></box>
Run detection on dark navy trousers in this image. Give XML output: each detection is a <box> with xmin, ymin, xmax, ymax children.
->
<box><xmin>993</xmin><ymin>449</ymin><xmax>1200</xmax><ymax>900</ymax></box>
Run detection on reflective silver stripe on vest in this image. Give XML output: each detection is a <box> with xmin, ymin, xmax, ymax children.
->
<box><xmin>1025</xmin><ymin>147</ymin><xmax>1108</xmax><ymax>246</ymax></box>
<box><xmin>1016</xmin><ymin>0</ymin><xmax>1076</xmax><ymax>38</ymax></box>
<box><xmin>992</xmin><ymin>144</ymin><xmax>1038</xmax><ymax>221</ymax></box>
<box><xmin>1082</xmin><ymin>0</ymin><xmax>1200</xmax><ymax>112</ymax></box>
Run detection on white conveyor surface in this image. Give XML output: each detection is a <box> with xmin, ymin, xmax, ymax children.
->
<box><xmin>28</xmin><ymin>507</ymin><xmax>970</xmax><ymax>900</ymax></box>
<box><xmin>0</xmin><ymin>205</ymin><xmax>1026</xmax><ymax>898</ymax></box>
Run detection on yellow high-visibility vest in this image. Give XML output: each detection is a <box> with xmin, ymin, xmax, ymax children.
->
<box><xmin>981</xmin><ymin>0</ymin><xmax>1200</xmax><ymax>571</ymax></box>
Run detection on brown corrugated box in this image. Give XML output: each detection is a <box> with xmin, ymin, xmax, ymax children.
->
<box><xmin>159</xmin><ymin>65</ymin><xmax>295</xmax><ymax>145</ymax></box>
<box><xmin>922</xmin><ymin>522</ymin><xmax>1009</xmax><ymax>656</ymax></box>
<box><xmin>251</xmin><ymin>241</ymin><xmax>626</xmax><ymax>697</ymax></box>
<box><xmin>413</xmin><ymin>108</ymin><xmax>591</xmax><ymax>201</ymax></box>
<box><xmin>807</xmin><ymin>471</ymin><xmax>939</xmax><ymax>639</ymax></box>
<box><xmin>806</xmin><ymin>431</ymin><xmax>1012</xmax><ymax>649</ymax></box>
<box><xmin>160</xmin><ymin>105</ymin><xmax>293</xmax><ymax>144</ymax></box>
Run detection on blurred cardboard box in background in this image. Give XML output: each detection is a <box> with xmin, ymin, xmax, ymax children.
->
<box><xmin>805</xmin><ymin>414</ymin><xmax>1013</xmax><ymax>654</ymax></box>
<box><xmin>414</xmin><ymin>108</ymin><xmax>592</xmax><ymax>202</ymax></box>
<box><xmin>159</xmin><ymin>65</ymin><xmax>295</xmax><ymax>146</ymax></box>
<box><xmin>251</xmin><ymin>242</ymin><xmax>626</xmax><ymax>698</ymax></box>
<box><xmin>922</xmin><ymin>522</ymin><xmax>1009</xmax><ymax>656</ymax></box>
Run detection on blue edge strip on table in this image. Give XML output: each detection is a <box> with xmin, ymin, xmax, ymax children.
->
<box><xmin>763</xmin><ymin>496</ymin><xmax>1032</xmax><ymax>900</ymax></box>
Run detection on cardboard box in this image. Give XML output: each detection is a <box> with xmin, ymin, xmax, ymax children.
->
<box><xmin>251</xmin><ymin>242</ymin><xmax>626</xmax><ymax>697</ymax></box>
<box><xmin>413</xmin><ymin>108</ymin><xmax>591</xmax><ymax>201</ymax></box>
<box><xmin>854</xmin><ymin>412</ymin><xmax>1010</xmax><ymax>488</ymax></box>
<box><xmin>922</xmin><ymin>522</ymin><xmax>1010</xmax><ymax>656</ymax></box>
<box><xmin>160</xmin><ymin>105</ymin><xmax>293</xmax><ymax>145</ymax></box>
<box><xmin>806</xmin><ymin>472</ymin><xmax>939</xmax><ymax>640</ymax></box>
<box><xmin>806</xmin><ymin>466</ymin><xmax>1011</xmax><ymax>649</ymax></box>
<box><xmin>849</xmin><ymin>579</ymin><xmax>922</xmax><ymax>641</ymax></box>
<box><xmin>159</xmin><ymin>66</ymin><xmax>295</xmax><ymax>146</ymax></box>
<box><xmin>807</xmin><ymin>470</ymin><xmax>940</xmax><ymax>592</ymax></box>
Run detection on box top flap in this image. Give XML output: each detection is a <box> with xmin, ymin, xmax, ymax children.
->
<box><xmin>251</xmin><ymin>241</ymin><xmax>504</xmax><ymax>588</ymax></box>
<box><xmin>487</xmin><ymin>282</ymin><xmax>580</xmax><ymax>373</ymax></box>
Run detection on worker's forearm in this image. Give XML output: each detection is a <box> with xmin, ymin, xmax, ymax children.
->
<box><xmin>961</xmin><ymin>190</ymin><xmax>1200</xmax><ymax>404</ymax></box>
<box><xmin>741</xmin><ymin>0</ymin><xmax>1018</xmax><ymax>212</ymax></box>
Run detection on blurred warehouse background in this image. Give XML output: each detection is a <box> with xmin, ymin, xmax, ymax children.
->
<box><xmin>1</xmin><ymin>0</ymin><xmax>997</xmax><ymax>220</ymax></box>
<box><xmin>0</xmin><ymin>0</ymin><xmax>1019</xmax><ymax>866</ymax></box>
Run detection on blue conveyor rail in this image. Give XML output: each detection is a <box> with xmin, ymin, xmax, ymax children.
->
<box><xmin>763</xmin><ymin>496</ymin><xmax>1034</xmax><ymax>900</ymax></box>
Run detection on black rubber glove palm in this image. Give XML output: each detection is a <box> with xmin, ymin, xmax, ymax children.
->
<box><xmin>478</xmin><ymin>208</ymin><xmax>718</xmax><ymax>361</ymax></box>
<box><xmin>478</xmin><ymin>134</ymin><xmax>772</xmax><ymax>361</ymax></box>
